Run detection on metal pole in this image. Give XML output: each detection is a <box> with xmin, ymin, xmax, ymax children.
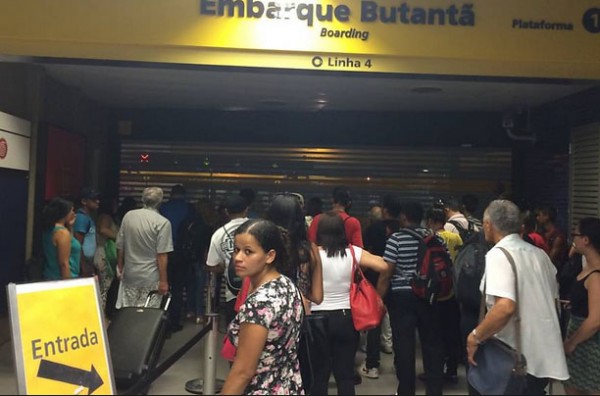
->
<box><xmin>203</xmin><ymin>272</ymin><xmax>218</xmax><ymax>395</ymax></box>
<box><xmin>185</xmin><ymin>271</ymin><xmax>223</xmax><ymax>394</ymax></box>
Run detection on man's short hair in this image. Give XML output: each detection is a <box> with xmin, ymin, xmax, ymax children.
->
<box><xmin>170</xmin><ymin>184</ymin><xmax>186</xmax><ymax>197</ymax></box>
<box><xmin>426</xmin><ymin>207</ymin><xmax>446</xmax><ymax>224</ymax></box>
<box><xmin>369</xmin><ymin>205</ymin><xmax>383</xmax><ymax>221</ymax></box>
<box><xmin>305</xmin><ymin>196</ymin><xmax>323</xmax><ymax>217</ymax></box>
<box><xmin>438</xmin><ymin>196</ymin><xmax>461</xmax><ymax>212</ymax></box>
<box><xmin>332</xmin><ymin>186</ymin><xmax>352</xmax><ymax>208</ymax></box>
<box><xmin>461</xmin><ymin>194</ymin><xmax>479</xmax><ymax>214</ymax></box>
<box><xmin>225</xmin><ymin>195</ymin><xmax>248</xmax><ymax>215</ymax></box>
<box><xmin>142</xmin><ymin>187</ymin><xmax>164</xmax><ymax>209</ymax></box>
<box><xmin>383</xmin><ymin>194</ymin><xmax>402</xmax><ymax>218</ymax></box>
<box><xmin>401</xmin><ymin>201</ymin><xmax>423</xmax><ymax>224</ymax></box>
<box><xmin>484</xmin><ymin>200</ymin><xmax>521</xmax><ymax>235</ymax></box>
<box><xmin>239</xmin><ymin>188</ymin><xmax>256</xmax><ymax>205</ymax></box>
<box><xmin>538</xmin><ymin>205</ymin><xmax>558</xmax><ymax>223</ymax></box>
<box><xmin>80</xmin><ymin>186</ymin><xmax>101</xmax><ymax>201</ymax></box>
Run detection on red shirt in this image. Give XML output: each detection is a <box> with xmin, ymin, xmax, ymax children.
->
<box><xmin>307</xmin><ymin>211</ymin><xmax>364</xmax><ymax>248</ymax></box>
<box><xmin>528</xmin><ymin>232</ymin><xmax>550</xmax><ymax>254</ymax></box>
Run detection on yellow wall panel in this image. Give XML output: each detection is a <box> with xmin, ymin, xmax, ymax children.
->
<box><xmin>0</xmin><ymin>0</ymin><xmax>598</xmax><ymax>78</ymax></box>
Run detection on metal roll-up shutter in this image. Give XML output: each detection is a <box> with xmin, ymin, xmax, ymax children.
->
<box><xmin>521</xmin><ymin>150</ymin><xmax>570</xmax><ymax>231</ymax></box>
<box><xmin>570</xmin><ymin>123</ymin><xmax>600</xmax><ymax>231</ymax></box>
<box><xmin>119</xmin><ymin>141</ymin><xmax>511</xmax><ymax>218</ymax></box>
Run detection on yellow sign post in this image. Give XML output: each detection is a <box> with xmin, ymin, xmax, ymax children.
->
<box><xmin>7</xmin><ymin>278</ymin><xmax>115</xmax><ymax>395</ymax></box>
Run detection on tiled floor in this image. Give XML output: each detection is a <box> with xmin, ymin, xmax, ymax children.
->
<box><xmin>146</xmin><ymin>320</ymin><xmax>472</xmax><ymax>395</ymax></box>
<box><xmin>0</xmin><ymin>314</ymin><xmax>471</xmax><ymax>395</ymax></box>
<box><xmin>0</xmin><ymin>315</ymin><xmax>563</xmax><ymax>395</ymax></box>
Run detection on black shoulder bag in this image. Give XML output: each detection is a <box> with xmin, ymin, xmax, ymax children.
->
<box><xmin>467</xmin><ymin>246</ymin><xmax>527</xmax><ymax>395</ymax></box>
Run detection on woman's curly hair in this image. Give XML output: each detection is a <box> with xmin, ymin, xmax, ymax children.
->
<box><xmin>234</xmin><ymin>219</ymin><xmax>291</xmax><ymax>275</ymax></box>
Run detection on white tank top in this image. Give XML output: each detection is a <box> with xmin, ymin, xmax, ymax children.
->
<box><xmin>312</xmin><ymin>245</ymin><xmax>363</xmax><ymax>311</ymax></box>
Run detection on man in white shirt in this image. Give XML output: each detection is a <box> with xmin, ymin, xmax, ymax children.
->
<box><xmin>435</xmin><ymin>197</ymin><xmax>476</xmax><ymax>233</ymax></box>
<box><xmin>206</xmin><ymin>195</ymin><xmax>249</xmax><ymax>325</ymax></box>
<box><xmin>466</xmin><ymin>199</ymin><xmax>569</xmax><ymax>394</ymax></box>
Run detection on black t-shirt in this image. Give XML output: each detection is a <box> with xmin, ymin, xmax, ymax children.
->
<box><xmin>363</xmin><ymin>219</ymin><xmax>400</xmax><ymax>284</ymax></box>
<box><xmin>364</xmin><ymin>220</ymin><xmax>387</xmax><ymax>256</ymax></box>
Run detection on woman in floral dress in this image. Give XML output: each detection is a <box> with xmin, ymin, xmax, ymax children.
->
<box><xmin>221</xmin><ymin>219</ymin><xmax>304</xmax><ymax>395</ymax></box>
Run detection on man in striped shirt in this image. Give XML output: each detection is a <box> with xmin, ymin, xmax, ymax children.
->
<box><xmin>377</xmin><ymin>201</ymin><xmax>445</xmax><ymax>396</ymax></box>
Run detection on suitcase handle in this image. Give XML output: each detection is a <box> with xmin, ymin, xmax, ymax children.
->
<box><xmin>144</xmin><ymin>290</ymin><xmax>172</xmax><ymax>311</ymax></box>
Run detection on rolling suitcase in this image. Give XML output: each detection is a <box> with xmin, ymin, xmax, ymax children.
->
<box><xmin>107</xmin><ymin>290</ymin><xmax>171</xmax><ymax>391</ymax></box>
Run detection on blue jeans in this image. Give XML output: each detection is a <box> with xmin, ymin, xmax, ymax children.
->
<box><xmin>185</xmin><ymin>260</ymin><xmax>206</xmax><ymax>316</ymax></box>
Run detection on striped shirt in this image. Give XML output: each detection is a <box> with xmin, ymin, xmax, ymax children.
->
<box><xmin>383</xmin><ymin>226</ymin><xmax>431</xmax><ymax>293</ymax></box>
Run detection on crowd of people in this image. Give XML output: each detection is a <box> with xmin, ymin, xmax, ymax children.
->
<box><xmin>38</xmin><ymin>185</ymin><xmax>600</xmax><ymax>395</ymax></box>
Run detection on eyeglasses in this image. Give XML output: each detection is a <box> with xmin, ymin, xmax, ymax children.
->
<box><xmin>571</xmin><ymin>233</ymin><xmax>584</xmax><ymax>237</ymax></box>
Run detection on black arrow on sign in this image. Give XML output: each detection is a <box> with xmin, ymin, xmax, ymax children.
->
<box><xmin>37</xmin><ymin>359</ymin><xmax>104</xmax><ymax>394</ymax></box>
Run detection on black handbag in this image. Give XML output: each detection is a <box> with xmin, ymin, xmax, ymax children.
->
<box><xmin>299</xmin><ymin>314</ymin><xmax>328</xmax><ymax>394</ymax></box>
<box><xmin>467</xmin><ymin>247</ymin><xmax>527</xmax><ymax>395</ymax></box>
<box><xmin>294</xmin><ymin>285</ymin><xmax>327</xmax><ymax>395</ymax></box>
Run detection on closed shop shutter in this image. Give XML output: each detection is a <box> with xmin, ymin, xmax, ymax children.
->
<box><xmin>521</xmin><ymin>150</ymin><xmax>570</xmax><ymax>232</ymax></box>
<box><xmin>120</xmin><ymin>141</ymin><xmax>511</xmax><ymax>306</ymax></box>
<box><xmin>119</xmin><ymin>141</ymin><xmax>511</xmax><ymax>219</ymax></box>
<box><xmin>570</xmin><ymin>123</ymin><xmax>600</xmax><ymax>231</ymax></box>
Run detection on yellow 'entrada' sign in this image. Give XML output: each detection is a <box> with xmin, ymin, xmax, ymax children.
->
<box><xmin>0</xmin><ymin>0</ymin><xmax>598</xmax><ymax>79</ymax></box>
<box><xmin>7</xmin><ymin>278</ymin><xmax>115</xmax><ymax>395</ymax></box>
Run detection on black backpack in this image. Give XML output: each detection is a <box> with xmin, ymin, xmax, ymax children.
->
<box><xmin>223</xmin><ymin>226</ymin><xmax>243</xmax><ymax>295</ymax></box>
<box><xmin>454</xmin><ymin>231</ymin><xmax>490</xmax><ymax>313</ymax></box>
<box><xmin>176</xmin><ymin>215</ymin><xmax>208</xmax><ymax>263</ymax></box>
<box><xmin>448</xmin><ymin>219</ymin><xmax>477</xmax><ymax>244</ymax></box>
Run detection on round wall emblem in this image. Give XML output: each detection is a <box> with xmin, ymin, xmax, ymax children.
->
<box><xmin>0</xmin><ymin>138</ymin><xmax>7</xmax><ymax>159</ymax></box>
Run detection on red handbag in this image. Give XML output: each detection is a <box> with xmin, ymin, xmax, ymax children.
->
<box><xmin>220</xmin><ymin>277</ymin><xmax>251</xmax><ymax>362</ymax></box>
<box><xmin>348</xmin><ymin>246</ymin><xmax>386</xmax><ymax>331</ymax></box>
<box><xmin>221</xmin><ymin>335</ymin><xmax>237</xmax><ymax>362</ymax></box>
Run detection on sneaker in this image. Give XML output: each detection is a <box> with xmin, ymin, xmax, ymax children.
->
<box><xmin>381</xmin><ymin>343</ymin><xmax>393</xmax><ymax>354</ymax></box>
<box><xmin>359</xmin><ymin>362</ymin><xmax>379</xmax><ymax>379</ymax></box>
